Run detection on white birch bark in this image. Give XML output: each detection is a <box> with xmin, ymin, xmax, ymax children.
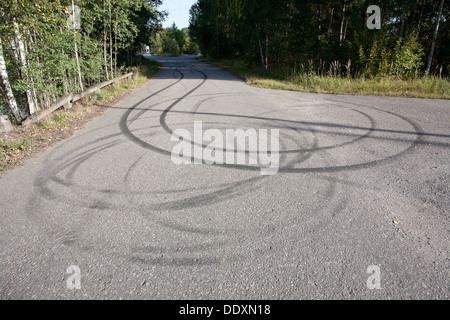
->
<box><xmin>14</xmin><ymin>21</ymin><xmax>37</xmax><ymax>115</ymax></box>
<box><xmin>0</xmin><ymin>34</ymin><xmax>22</xmax><ymax>121</ymax></box>
<box><xmin>71</xmin><ymin>0</ymin><xmax>84</xmax><ymax>92</ymax></box>
<box><xmin>426</xmin><ymin>0</ymin><xmax>445</xmax><ymax>74</ymax></box>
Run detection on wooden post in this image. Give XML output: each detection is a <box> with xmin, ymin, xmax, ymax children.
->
<box><xmin>63</xmin><ymin>101</ymin><xmax>73</xmax><ymax>110</ymax></box>
<box><xmin>0</xmin><ymin>115</ymin><xmax>13</xmax><ymax>133</ymax></box>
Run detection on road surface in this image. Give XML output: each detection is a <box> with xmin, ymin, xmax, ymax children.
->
<box><xmin>0</xmin><ymin>55</ymin><xmax>448</xmax><ymax>299</ymax></box>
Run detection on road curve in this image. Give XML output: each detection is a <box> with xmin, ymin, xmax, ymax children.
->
<box><xmin>0</xmin><ymin>55</ymin><xmax>448</xmax><ymax>299</ymax></box>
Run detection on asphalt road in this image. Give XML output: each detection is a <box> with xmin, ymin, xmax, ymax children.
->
<box><xmin>0</xmin><ymin>55</ymin><xmax>448</xmax><ymax>300</ymax></box>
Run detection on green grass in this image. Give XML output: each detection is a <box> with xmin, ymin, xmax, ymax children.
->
<box><xmin>40</xmin><ymin>112</ymin><xmax>71</xmax><ymax>130</ymax></box>
<box><xmin>0</xmin><ymin>137</ymin><xmax>31</xmax><ymax>153</ymax></box>
<box><xmin>39</xmin><ymin>117</ymin><xmax>57</xmax><ymax>130</ymax></box>
<box><xmin>88</xmin><ymin>59</ymin><xmax>161</xmax><ymax>105</ymax></box>
<box><xmin>54</xmin><ymin>113</ymin><xmax>71</xmax><ymax>128</ymax></box>
<box><xmin>138</xmin><ymin>58</ymin><xmax>161</xmax><ymax>79</ymax></box>
<box><xmin>0</xmin><ymin>137</ymin><xmax>32</xmax><ymax>171</ymax></box>
<box><xmin>199</xmin><ymin>58</ymin><xmax>450</xmax><ymax>99</ymax></box>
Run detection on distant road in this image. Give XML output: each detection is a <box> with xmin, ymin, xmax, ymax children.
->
<box><xmin>0</xmin><ymin>55</ymin><xmax>448</xmax><ymax>299</ymax></box>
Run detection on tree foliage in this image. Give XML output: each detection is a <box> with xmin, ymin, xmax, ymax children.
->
<box><xmin>0</xmin><ymin>0</ymin><xmax>164</xmax><ymax>121</ymax></box>
<box><xmin>151</xmin><ymin>23</ymin><xmax>199</xmax><ymax>56</ymax></box>
<box><xmin>189</xmin><ymin>0</ymin><xmax>449</xmax><ymax>78</ymax></box>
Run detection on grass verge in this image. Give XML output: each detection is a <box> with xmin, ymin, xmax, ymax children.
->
<box><xmin>199</xmin><ymin>58</ymin><xmax>450</xmax><ymax>99</ymax></box>
<box><xmin>0</xmin><ymin>59</ymin><xmax>160</xmax><ymax>176</ymax></box>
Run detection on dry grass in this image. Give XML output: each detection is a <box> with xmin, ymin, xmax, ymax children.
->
<box><xmin>201</xmin><ymin>58</ymin><xmax>450</xmax><ymax>100</ymax></box>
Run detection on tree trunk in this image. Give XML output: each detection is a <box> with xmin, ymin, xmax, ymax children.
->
<box><xmin>399</xmin><ymin>19</ymin><xmax>405</xmax><ymax>42</ymax></box>
<box><xmin>114</xmin><ymin>12</ymin><xmax>117</xmax><ymax>76</ymax></box>
<box><xmin>258</xmin><ymin>37</ymin><xmax>264</xmax><ymax>69</ymax></box>
<box><xmin>398</xmin><ymin>0</ymin><xmax>408</xmax><ymax>41</ymax></box>
<box><xmin>216</xmin><ymin>16</ymin><xmax>220</xmax><ymax>59</ymax></box>
<box><xmin>114</xmin><ymin>32</ymin><xmax>117</xmax><ymax>77</ymax></box>
<box><xmin>9</xmin><ymin>37</ymin><xmax>19</xmax><ymax>62</ymax></box>
<box><xmin>23</xmin><ymin>34</ymin><xmax>39</xmax><ymax>110</ymax></box>
<box><xmin>59</xmin><ymin>27</ymin><xmax>70</xmax><ymax>94</ymax></box>
<box><xmin>327</xmin><ymin>7</ymin><xmax>334</xmax><ymax>37</ymax></box>
<box><xmin>339</xmin><ymin>4</ymin><xmax>346</xmax><ymax>46</ymax></box>
<box><xmin>30</xmin><ymin>30</ymin><xmax>47</xmax><ymax>108</ymax></box>
<box><xmin>14</xmin><ymin>21</ymin><xmax>37</xmax><ymax>115</ymax></box>
<box><xmin>0</xmin><ymin>34</ymin><xmax>22</xmax><ymax>122</ymax></box>
<box><xmin>109</xmin><ymin>1</ymin><xmax>114</xmax><ymax>79</ymax></box>
<box><xmin>103</xmin><ymin>0</ymin><xmax>110</xmax><ymax>80</ymax></box>
<box><xmin>110</xmin><ymin>29</ymin><xmax>113</xmax><ymax>79</ymax></box>
<box><xmin>104</xmin><ymin>30</ymin><xmax>109</xmax><ymax>80</ymax></box>
<box><xmin>71</xmin><ymin>0</ymin><xmax>84</xmax><ymax>91</ymax></box>
<box><xmin>264</xmin><ymin>18</ymin><xmax>269</xmax><ymax>70</ymax></box>
<box><xmin>426</xmin><ymin>0</ymin><xmax>445</xmax><ymax>74</ymax></box>
<box><xmin>263</xmin><ymin>0</ymin><xmax>269</xmax><ymax>70</ymax></box>
<box><xmin>73</xmin><ymin>34</ymin><xmax>83</xmax><ymax>92</ymax></box>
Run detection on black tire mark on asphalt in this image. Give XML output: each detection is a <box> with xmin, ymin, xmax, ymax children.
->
<box><xmin>158</xmin><ymin>68</ymin><xmax>208</xmax><ymax>133</ymax></box>
<box><xmin>149</xmin><ymin>65</ymin><xmax>349</xmax><ymax>236</ymax></box>
<box><xmin>178</xmin><ymin>95</ymin><xmax>377</xmax><ymax>155</ymax></box>
<box><xmin>22</xmin><ymin>63</ymin><xmax>276</xmax><ymax>267</ymax></box>
<box><xmin>29</xmin><ymin>64</ymin><xmax>272</xmax><ymax>254</ymax></box>
<box><xmin>119</xmin><ymin>59</ymin><xmax>424</xmax><ymax>175</ymax></box>
<box><xmin>32</xmin><ymin>59</ymin><xmax>425</xmax><ymax>215</ymax></box>
<box><xmin>26</xmin><ymin>58</ymin><xmax>425</xmax><ymax>268</ymax></box>
<box><xmin>129</xmin><ymin>104</ymin><xmax>421</xmax><ymax>174</ymax></box>
<box><xmin>124</xmin><ymin>155</ymin><xmax>145</xmax><ymax>186</ymax></box>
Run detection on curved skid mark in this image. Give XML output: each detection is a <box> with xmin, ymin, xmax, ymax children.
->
<box><xmin>120</xmin><ymin>64</ymin><xmax>421</xmax><ymax>173</ymax></box>
<box><xmin>124</xmin><ymin>156</ymin><xmax>145</xmax><ymax>186</ymax></box>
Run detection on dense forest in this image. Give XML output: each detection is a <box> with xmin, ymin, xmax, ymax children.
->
<box><xmin>189</xmin><ymin>0</ymin><xmax>448</xmax><ymax>79</ymax></box>
<box><xmin>1</xmin><ymin>1</ymin><xmax>448</xmax><ymax>124</ymax></box>
<box><xmin>150</xmin><ymin>23</ymin><xmax>199</xmax><ymax>56</ymax></box>
<box><xmin>0</xmin><ymin>0</ymin><xmax>165</xmax><ymax>122</ymax></box>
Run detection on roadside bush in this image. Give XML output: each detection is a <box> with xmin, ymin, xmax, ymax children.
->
<box><xmin>392</xmin><ymin>33</ymin><xmax>425</xmax><ymax>79</ymax></box>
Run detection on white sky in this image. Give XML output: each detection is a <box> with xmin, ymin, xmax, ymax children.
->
<box><xmin>159</xmin><ymin>0</ymin><xmax>198</xmax><ymax>29</ymax></box>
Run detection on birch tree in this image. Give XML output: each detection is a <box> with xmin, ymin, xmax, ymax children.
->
<box><xmin>13</xmin><ymin>20</ymin><xmax>37</xmax><ymax>114</ymax></box>
<box><xmin>0</xmin><ymin>0</ymin><xmax>164</xmax><ymax>120</ymax></box>
<box><xmin>70</xmin><ymin>0</ymin><xmax>84</xmax><ymax>92</ymax></box>
<box><xmin>0</xmin><ymin>34</ymin><xmax>21</xmax><ymax>121</ymax></box>
<box><xmin>426</xmin><ymin>0</ymin><xmax>445</xmax><ymax>74</ymax></box>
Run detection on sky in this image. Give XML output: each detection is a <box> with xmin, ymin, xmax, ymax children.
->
<box><xmin>159</xmin><ymin>0</ymin><xmax>198</xmax><ymax>30</ymax></box>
